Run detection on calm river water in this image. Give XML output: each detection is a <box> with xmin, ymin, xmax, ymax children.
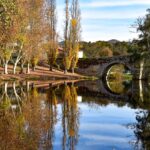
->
<box><xmin>0</xmin><ymin>80</ymin><xmax>149</xmax><ymax>150</ymax></box>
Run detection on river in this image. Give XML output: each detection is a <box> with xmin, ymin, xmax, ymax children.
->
<box><xmin>0</xmin><ymin>80</ymin><xmax>149</xmax><ymax>150</ymax></box>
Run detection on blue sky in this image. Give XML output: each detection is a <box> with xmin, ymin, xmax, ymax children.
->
<box><xmin>57</xmin><ymin>0</ymin><xmax>150</xmax><ymax>42</ymax></box>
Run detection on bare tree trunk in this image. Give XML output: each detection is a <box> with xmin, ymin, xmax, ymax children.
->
<box><xmin>32</xmin><ymin>65</ymin><xmax>35</xmax><ymax>71</ymax></box>
<box><xmin>72</xmin><ymin>68</ymin><xmax>74</xmax><ymax>74</ymax></box>
<box><xmin>139</xmin><ymin>59</ymin><xmax>144</xmax><ymax>80</ymax></box>
<box><xmin>64</xmin><ymin>69</ymin><xmax>67</xmax><ymax>74</ymax></box>
<box><xmin>13</xmin><ymin>63</ymin><xmax>17</xmax><ymax>74</ymax></box>
<box><xmin>49</xmin><ymin>64</ymin><xmax>53</xmax><ymax>71</ymax></box>
<box><xmin>4</xmin><ymin>61</ymin><xmax>8</xmax><ymax>74</ymax></box>
<box><xmin>26</xmin><ymin>62</ymin><xmax>30</xmax><ymax>74</ymax></box>
<box><xmin>4</xmin><ymin>82</ymin><xmax>8</xmax><ymax>94</ymax></box>
<box><xmin>26</xmin><ymin>81</ymin><xmax>30</xmax><ymax>92</ymax></box>
<box><xmin>20</xmin><ymin>62</ymin><xmax>24</xmax><ymax>74</ymax></box>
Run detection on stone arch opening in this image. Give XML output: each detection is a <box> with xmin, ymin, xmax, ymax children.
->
<box><xmin>102</xmin><ymin>62</ymin><xmax>132</xmax><ymax>95</ymax></box>
<box><xmin>102</xmin><ymin>62</ymin><xmax>132</xmax><ymax>81</ymax></box>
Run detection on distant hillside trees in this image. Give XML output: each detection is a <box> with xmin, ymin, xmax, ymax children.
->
<box><xmin>80</xmin><ymin>40</ymin><xmax>132</xmax><ymax>58</ymax></box>
<box><xmin>98</xmin><ymin>47</ymin><xmax>113</xmax><ymax>57</ymax></box>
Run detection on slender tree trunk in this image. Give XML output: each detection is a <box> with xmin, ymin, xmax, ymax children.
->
<box><xmin>64</xmin><ymin>69</ymin><xmax>67</xmax><ymax>74</ymax></box>
<box><xmin>26</xmin><ymin>62</ymin><xmax>30</xmax><ymax>74</ymax></box>
<box><xmin>139</xmin><ymin>59</ymin><xmax>144</xmax><ymax>80</ymax></box>
<box><xmin>20</xmin><ymin>62</ymin><xmax>24</xmax><ymax>74</ymax></box>
<box><xmin>26</xmin><ymin>81</ymin><xmax>30</xmax><ymax>92</ymax></box>
<box><xmin>72</xmin><ymin>68</ymin><xmax>74</xmax><ymax>74</ymax></box>
<box><xmin>4</xmin><ymin>61</ymin><xmax>8</xmax><ymax>74</ymax></box>
<box><xmin>32</xmin><ymin>65</ymin><xmax>35</xmax><ymax>71</ymax></box>
<box><xmin>4</xmin><ymin>82</ymin><xmax>8</xmax><ymax>94</ymax></box>
<box><xmin>49</xmin><ymin>64</ymin><xmax>53</xmax><ymax>71</ymax></box>
<box><xmin>13</xmin><ymin>63</ymin><xmax>17</xmax><ymax>74</ymax></box>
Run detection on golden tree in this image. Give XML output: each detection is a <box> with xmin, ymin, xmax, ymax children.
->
<box><xmin>0</xmin><ymin>0</ymin><xmax>17</xmax><ymax>74</ymax></box>
<box><xmin>44</xmin><ymin>0</ymin><xmax>58</xmax><ymax>71</ymax></box>
<box><xmin>69</xmin><ymin>0</ymin><xmax>81</xmax><ymax>73</ymax></box>
<box><xmin>63</xmin><ymin>0</ymin><xmax>71</xmax><ymax>74</ymax></box>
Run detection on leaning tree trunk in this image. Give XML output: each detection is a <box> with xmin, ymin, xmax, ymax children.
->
<box><xmin>13</xmin><ymin>62</ymin><xmax>18</xmax><ymax>74</ymax></box>
<box><xmin>26</xmin><ymin>62</ymin><xmax>30</xmax><ymax>74</ymax></box>
<box><xmin>13</xmin><ymin>57</ymin><xmax>22</xmax><ymax>74</ymax></box>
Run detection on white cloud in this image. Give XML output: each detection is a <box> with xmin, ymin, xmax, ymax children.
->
<box><xmin>81</xmin><ymin>0</ymin><xmax>150</xmax><ymax>8</ymax></box>
<box><xmin>56</xmin><ymin>0</ymin><xmax>148</xmax><ymax>41</ymax></box>
<box><xmin>82</xmin><ymin>9</ymin><xmax>146</xmax><ymax>19</ymax></box>
<box><xmin>82</xmin><ymin>24</ymin><xmax>138</xmax><ymax>42</ymax></box>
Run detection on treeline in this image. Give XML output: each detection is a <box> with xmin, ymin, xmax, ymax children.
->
<box><xmin>0</xmin><ymin>0</ymin><xmax>81</xmax><ymax>74</ymax></box>
<box><xmin>80</xmin><ymin>9</ymin><xmax>150</xmax><ymax>58</ymax></box>
<box><xmin>80</xmin><ymin>39</ymin><xmax>144</xmax><ymax>58</ymax></box>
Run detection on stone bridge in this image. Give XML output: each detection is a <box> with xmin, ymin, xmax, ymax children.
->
<box><xmin>76</xmin><ymin>54</ymin><xmax>150</xmax><ymax>80</ymax></box>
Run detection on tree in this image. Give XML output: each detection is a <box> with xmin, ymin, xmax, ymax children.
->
<box><xmin>0</xmin><ymin>0</ymin><xmax>17</xmax><ymax>74</ymax></box>
<box><xmin>12</xmin><ymin>0</ymin><xmax>28</xmax><ymax>74</ymax></box>
<box><xmin>69</xmin><ymin>0</ymin><xmax>81</xmax><ymax>73</ymax></box>
<box><xmin>63</xmin><ymin>0</ymin><xmax>71</xmax><ymax>74</ymax></box>
<box><xmin>98</xmin><ymin>47</ymin><xmax>113</xmax><ymax>57</ymax></box>
<box><xmin>44</xmin><ymin>0</ymin><xmax>58</xmax><ymax>71</ymax></box>
<box><xmin>136</xmin><ymin>9</ymin><xmax>150</xmax><ymax>52</ymax></box>
<box><xmin>24</xmin><ymin>0</ymin><xmax>44</xmax><ymax>74</ymax></box>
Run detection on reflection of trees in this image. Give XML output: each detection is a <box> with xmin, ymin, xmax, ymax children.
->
<box><xmin>133</xmin><ymin>110</ymin><xmax>150</xmax><ymax>150</ymax></box>
<box><xmin>0</xmin><ymin>82</ymin><xmax>58</xmax><ymax>150</ymax></box>
<box><xmin>106</xmin><ymin>81</ymin><xmax>125</xmax><ymax>94</ymax></box>
<box><xmin>62</xmin><ymin>84</ymin><xmax>79</xmax><ymax>150</ymax></box>
<box><xmin>41</xmin><ymin>85</ymin><xmax>58</xmax><ymax>150</ymax></box>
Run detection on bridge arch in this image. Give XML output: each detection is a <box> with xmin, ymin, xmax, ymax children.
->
<box><xmin>100</xmin><ymin>61</ymin><xmax>133</xmax><ymax>80</ymax></box>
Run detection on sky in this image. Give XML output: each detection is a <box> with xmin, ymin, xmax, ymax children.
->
<box><xmin>57</xmin><ymin>0</ymin><xmax>150</xmax><ymax>42</ymax></box>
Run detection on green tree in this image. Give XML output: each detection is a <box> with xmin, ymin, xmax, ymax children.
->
<box><xmin>136</xmin><ymin>9</ymin><xmax>150</xmax><ymax>52</ymax></box>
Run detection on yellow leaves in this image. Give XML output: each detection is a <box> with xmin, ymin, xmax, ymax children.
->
<box><xmin>0</xmin><ymin>96</ymin><xmax>11</xmax><ymax>110</ymax></box>
<box><xmin>99</xmin><ymin>47</ymin><xmax>113</xmax><ymax>57</ymax></box>
<box><xmin>32</xmin><ymin>87</ymin><xmax>38</xmax><ymax>98</ymax></box>
<box><xmin>63</xmin><ymin>56</ymin><xmax>71</xmax><ymax>70</ymax></box>
<box><xmin>71</xmin><ymin>19</ymin><xmax>77</xmax><ymax>27</ymax></box>
<box><xmin>69</xmin><ymin>128</ymin><xmax>75</xmax><ymax>137</ymax></box>
<box><xmin>52</xmin><ymin>91</ymin><xmax>57</xmax><ymax>106</ymax></box>
<box><xmin>2</xmin><ymin>47</ymin><xmax>12</xmax><ymax>60</ymax></box>
<box><xmin>31</xmin><ymin>57</ymin><xmax>39</xmax><ymax>66</ymax></box>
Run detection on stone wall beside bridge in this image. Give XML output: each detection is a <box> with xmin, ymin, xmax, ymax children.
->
<box><xmin>76</xmin><ymin>55</ymin><xmax>150</xmax><ymax>80</ymax></box>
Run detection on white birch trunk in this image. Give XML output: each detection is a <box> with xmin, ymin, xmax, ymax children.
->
<box><xmin>27</xmin><ymin>62</ymin><xmax>30</xmax><ymax>74</ymax></box>
<box><xmin>4</xmin><ymin>61</ymin><xmax>8</xmax><ymax>74</ymax></box>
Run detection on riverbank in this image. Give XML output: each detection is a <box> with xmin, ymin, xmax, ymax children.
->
<box><xmin>0</xmin><ymin>66</ymin><xmax>86</xmax><ymax>81</ymax></box>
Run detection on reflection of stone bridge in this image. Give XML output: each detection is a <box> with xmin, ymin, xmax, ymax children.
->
<box><xmin>75</xmin><ymin>80</ymin><xmax>149</xmax><ymax>102</ymax></box>
<box><xmin>77</xmin><ymin>54</ymin><xmax>150</xmax><ymax>80</ymax></box>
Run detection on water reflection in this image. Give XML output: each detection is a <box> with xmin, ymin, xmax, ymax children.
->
<box><xmin>0</xmin><ymin>80</ymin><xmax>149</xmax><ymax>150</ymax></box>
<box><xmin>61</xmin><ymin>84</ymin><xmax>79</xmax><ymax>150</ymax></box>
